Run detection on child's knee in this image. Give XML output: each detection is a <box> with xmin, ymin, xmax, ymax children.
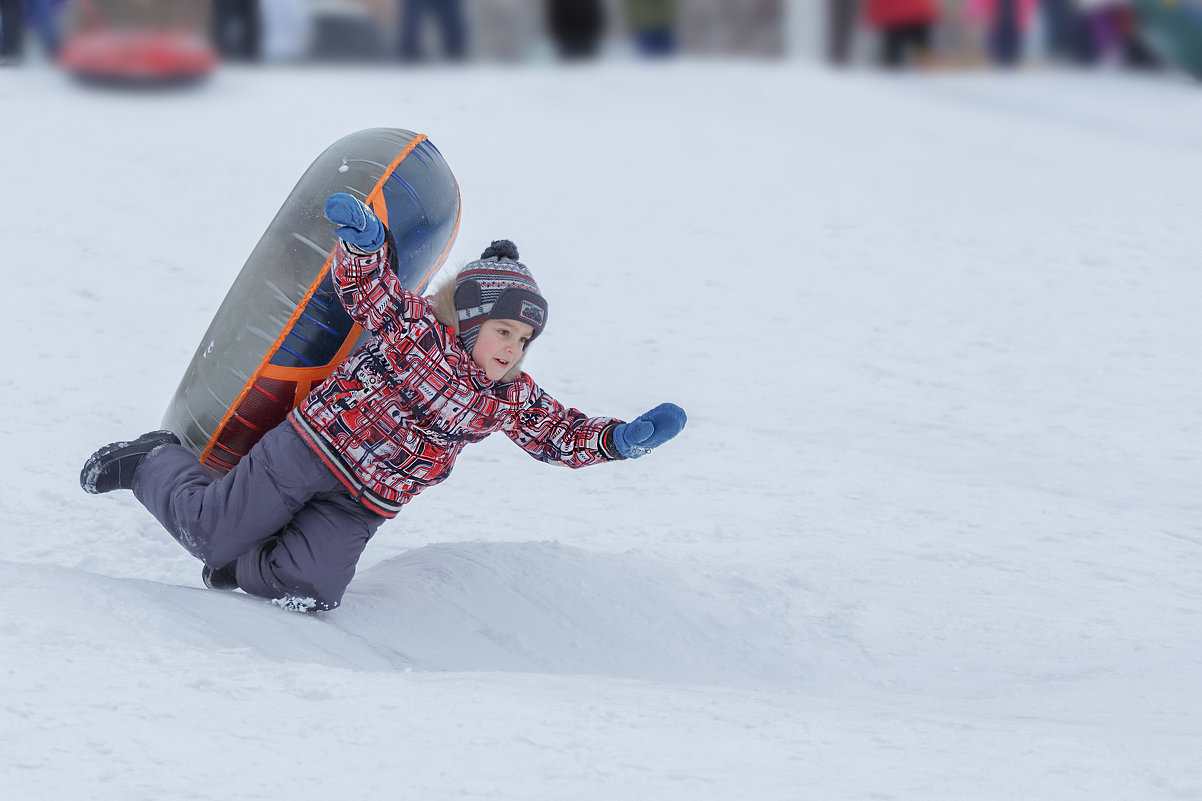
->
<box><xmin>234</xmin><ymin>544</ymin><xmax>352</xmax><ymax>612</ymax></box>
<box><xmin>275</xmin><ymin>573</ymin><xmax>349</xmax><ymax>612</ymax></box>
<box><xmin>297</xmin><ymin>571</ymin><xmax>352</xmax><ymax>611</ymax></box>
<box><xmin>198</xmin><ymin>538</ymin><xmax>247</xmax><ymax>571</ymax></box>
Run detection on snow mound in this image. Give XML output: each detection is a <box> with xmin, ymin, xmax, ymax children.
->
<box><xmin>1</xmin><ymin>544</ymin><xmax>842</xmax><ymax>691</ymax></box>
<box><xmin>335</xmin><ymin>541</ymin><xmax>818</xmax><ymax>689</ymax></box>
<box><xmin>0</xmin><ymin>560</ymin><xmax>399</xmax><ymax>671</ymax></box>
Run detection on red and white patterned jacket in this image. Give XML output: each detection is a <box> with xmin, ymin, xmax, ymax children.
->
<box><xmin>290</xmin><ymin>243</ymin><xmax>623</xmax><ymax>517</ymax></box>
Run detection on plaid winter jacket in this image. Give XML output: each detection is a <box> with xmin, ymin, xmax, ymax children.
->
<box><xmin>291</xmin><ymin>243</ymin><xmax>623</xmax><ymax>517</ymax></box>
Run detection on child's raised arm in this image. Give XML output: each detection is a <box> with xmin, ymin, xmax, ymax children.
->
<box><xmin>323</xmin><ymin>192</ymin><xmax>423</xmax><ymax>336</ymax></box>
<box><xmin>325</xmin><ymin>192</ymin><xmax>387</xmax><ymax>252</ymax></box>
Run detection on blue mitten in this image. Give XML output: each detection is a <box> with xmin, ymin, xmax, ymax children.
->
<box><xmin>612</xmin><ymin>403</ymin><xmax>687</xmax><ymax>459</ymax></box>
<box><xmin>324</xmin><ymin>192</ymin><xmax>386</xmax><ymax>253</ymax></box>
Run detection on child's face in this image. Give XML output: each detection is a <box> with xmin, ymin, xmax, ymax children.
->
<box><xmin>471</xmin><ymin>319</ymin><xmax>535</xmax><ymax>381</ymax></box>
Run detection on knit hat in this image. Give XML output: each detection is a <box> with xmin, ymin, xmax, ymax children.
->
<box><xmin>454</xmin><ymin>240</ymin><xmax>548</xmax><ymax>354</ymax></box>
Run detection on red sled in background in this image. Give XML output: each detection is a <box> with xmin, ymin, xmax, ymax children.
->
<box><xmin>56</xmin><ymin>0</ymin><xmax>216</xmax><ymax>85</ymax></box>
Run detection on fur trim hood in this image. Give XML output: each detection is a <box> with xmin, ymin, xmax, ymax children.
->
<box><xmin>428</xmin><ymin>277</ymin><xmax>529</xmax><ymax>384</ymax></box>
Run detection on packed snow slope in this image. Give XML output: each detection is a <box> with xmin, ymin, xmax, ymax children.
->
<box><xmin>1</xmin><ymin>60</ymin><xmax>1200</xmax><ymax>800</ymax></box>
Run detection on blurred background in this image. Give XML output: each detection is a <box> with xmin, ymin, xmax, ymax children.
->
<box><xmin>1</xmin><ymin>0</ymin><xmax>1200</xmax><ymax>82</ymax></box>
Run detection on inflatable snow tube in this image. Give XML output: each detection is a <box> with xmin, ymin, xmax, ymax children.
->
<box><xmin>162</xmin><ymin>128</ymin><xmax>461</xmax><ymax>472</ymax></box>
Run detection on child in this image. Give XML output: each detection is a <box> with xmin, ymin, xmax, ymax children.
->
<box><xmin>81</xmin><ymin>193</ymin><xmax>687</xmax><ymax>612</ymax></box>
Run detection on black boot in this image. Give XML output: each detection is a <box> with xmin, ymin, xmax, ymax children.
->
<box><xmin>80</xmin><ymin>430</ymin><xmax>180</xmax><ymax>494</ymax></box>
<box><xmin>202</xmin><ymin>562</ymin><xmax>239</xmax><ymax>591</ymax></box>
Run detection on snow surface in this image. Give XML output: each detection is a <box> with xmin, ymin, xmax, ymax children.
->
<box><xmin>2</xmin><ymin>60</ymin><xmax>1201</xmax><ymax>800</ymax></box>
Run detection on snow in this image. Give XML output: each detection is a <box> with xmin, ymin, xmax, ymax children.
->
<box><xmin>3</xmin><ymin>60</ymin><xmax>1202</xmax><ymax>799</ymax></box>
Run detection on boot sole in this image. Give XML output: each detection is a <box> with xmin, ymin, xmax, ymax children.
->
<box><xmin>80</xmin><ymin>431</ymin><xmax>179</xmax><ymax>494</ymax></box>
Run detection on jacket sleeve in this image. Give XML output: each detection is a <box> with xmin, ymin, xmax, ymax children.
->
<box><xmin>329</xmin><ymin>242</ymin><xmax>426</xmax><ymax>337</ymax></box>
<box><xmin>503</xmin><ymin>377</ymin><xmax>626</xmax><ymax>467</ymax></box>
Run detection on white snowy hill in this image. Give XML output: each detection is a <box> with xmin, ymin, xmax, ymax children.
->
<box><xmin>2</xmin><ymin>60</ymin><xmax>1200</xmax><ymax>800</ymax></box>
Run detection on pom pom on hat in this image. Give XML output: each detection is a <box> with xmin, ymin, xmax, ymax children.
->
<box><xmin>480</xmin><ymin>240</ymin><xmax>519</xmax><ymax>261</ymax></box>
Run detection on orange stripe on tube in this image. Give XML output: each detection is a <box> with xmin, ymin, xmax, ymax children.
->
<box><xmin>417</xmin><ymin>199</ymin><xmax>461</xmax><ymax>293</ymax></box>
<box><xmin>200</xmin><ymin>252</ymin><xmax>337</xmax><ymax>466</ymax></box>
<box><xmin>366</xmin><ymin>134</ymin><xmax>427</xmax><ymax>230</ymax></box>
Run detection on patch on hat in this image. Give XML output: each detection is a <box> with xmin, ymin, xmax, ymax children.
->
<box><xmin>519</xmin><ymin>299</ymin><xmax>545</xmax><ymax>328</ymax></box>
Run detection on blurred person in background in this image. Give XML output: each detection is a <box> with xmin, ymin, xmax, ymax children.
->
<box><xmin>961</xmin><ymin>0</ymin><xmax>1036</xmax><ymax>67</ymax></box>
<box><xmin>986</xmin><ymin>0</ymin><xmax>1020</xmax><ymax>65</ymax></box>
<box><xmin>0</xmin><ymin>0</ymin><xmax>61</xmax><ymax>64</ymax></box>
<box><xmin>827</xmin><ymin>0</ymin><xmax>860</xmax><ymax>65</ymax></box>
<box><xmin>974</xmin><ymin>0</ymin><xmax>1152</xmax><ymax>68</ymax></box>
<box><xmin>1075</xmin><ymin>0</ymin><xmax>1136</xmax><ymax>64</ymax></box>
<box><xmin>1039</xmin><ymin>0</ymin><xmax>1082</xmax><ymax>63</ymax></box>
<box><xmin>213</xmin><ymin>0</ymin><xmax>262</xmax><ymax>61</ymax></box>
<box><xmin>398</xmin><ymin>0</ymin><xmax>467</xmax><ymax>62</ymax></box>
<box><xmin>987</xmin><ymin>0</ymin><xmax>1021</xmax><ymax>65</ymax></box>
<box><xmin>863</xmin><ymin>0</ymin><xmax>940</xmax><ymax>68</ymax></box>
<box><xmin>0</xmin><ymin>0</ymin><xmax>22</xmax><ymax>63</ymax></box>
<box><xmin>545</xmin><ymin>0</ymin><xmax>606</xmax><ymax>59</ymax></box>
<box><xmin>623</xmin><ymin>0</ymin><xmax>677</xmax><ymax>57</ymax></box>
<box><xmin>983</xmin><ymin>0</ymin><xmax>1037</xmax><ymax>65</ymax></box>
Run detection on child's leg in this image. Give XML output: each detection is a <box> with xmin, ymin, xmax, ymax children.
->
<box><xmin>131</xmin><ymin>421</ymin><xmax>339</xmax><ymax>569</ymax></box>
<box><xmin>0</xmin><ymin>0</ymin><xmax>26</xmax><ymax>60</ymax></box>
<box><xmin>908</xmin><ymin>23</ymin><xmax>934</xmax><ymax>67</ymax></box>
<box><xmin>234</xmin><ymin>487</ymin><xmax>385</xmax><ymax>611</ymax></box>
<box><xmin>1091</xmin><ymin>7</ymin><xmax>1123</xmax><ymax>62</ymax></box>
<box><xmin>880</xmin><ymin>27</ymin><xmax>905</xmax><ymax>68</ymax></box>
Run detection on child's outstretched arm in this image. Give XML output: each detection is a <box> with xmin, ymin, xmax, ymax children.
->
<box><xmin>506</xmin><ymin>383</ymin><xmax>686</xmax><ymax>466</ymax></box>
<box><xmin>323</xmin><ymin>192</ymin><xmax>424</xmax><ymax>336</ymax></box>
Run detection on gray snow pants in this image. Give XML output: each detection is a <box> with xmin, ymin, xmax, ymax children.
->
<box><xmin>132</xmin><ymin>420</ymin><xmax>386</xmax><ymax>611</ymax></box>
